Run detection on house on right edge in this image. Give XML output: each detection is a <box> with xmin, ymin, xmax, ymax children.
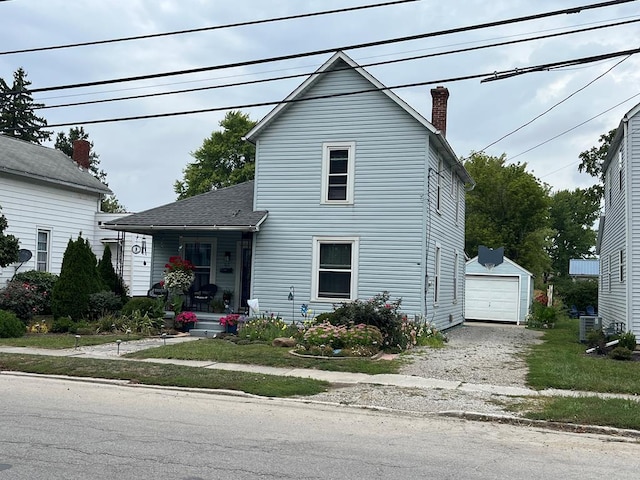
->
<box><xmin>596</xmin><ymin>101</ymin><xmax>640</xmax><ymax>341</ymax></box>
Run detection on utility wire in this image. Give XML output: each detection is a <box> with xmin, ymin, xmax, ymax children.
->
<box><xmin>478</xmin><ymin>55</ymin><xmax>631</xmax><ymax>152</ymax></box>
<box><xmin>0</xmin><ymin>0</ymin><xmax>419</xmax><ymax>56</ymax></box>
<box><xmin>38</xmin><ymin>18</ymin><xmax>640</xmax><ymax>110</ymax></box>
<box><xmin>26</xmin><ymin>0</ymin><xmax>639</xmax><ymax>94</ymax></box>
<box><xmin>511</xmin><ymin>91</ymin><xmax>640</xmax><ymax>162</ymax></box>
<box><xmin>35</xmin><ymin>46</ymin><xmax>640</xmax><ymax>129</ymax></box>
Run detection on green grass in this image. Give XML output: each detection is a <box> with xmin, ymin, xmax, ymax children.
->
<box><xmin>526</xmin><ymin>318</ymin><xmax>640</xmax><ymax>394</ymax></box>
<box><xmin>521</xmin><ymin>396</ymin><xmax>640</xmax><ymax>431</ymax></box>
<box><xmin>0</xmin><ymin>353</ymin><xmax>328</xmax><ymax>397</ymax></box>
<box><xmin>0</xmin><ymin>334</ymin><xmax>144</xmax><ymax>349</ymax></box>
<box><xmin>125</xmin><ymin>338</ymin><xmax>401</xmax><ymax>375</ymax></box>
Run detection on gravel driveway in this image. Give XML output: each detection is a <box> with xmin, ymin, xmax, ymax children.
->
<box><xmin>308</xmin><ymin>321</ymin><xmax>545</xmax><ymax>415</ymax></box>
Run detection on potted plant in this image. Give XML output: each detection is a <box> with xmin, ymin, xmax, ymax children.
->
<box><xmin>219</xmin><ymin>313</ymin><xmax>242</xmax><ymax>334</ymax></box>
<box><xmin>163</xmin><ymin>256</ymin><xmax>195</xmax><ymax>316</ymax></box>
<box><xmin>174</xmin><ymin>311</ymin><xmax>198</xmax><ymax>332</ymax></box>
<box><xmin>222</xmin><ymin>289</ymin><xmax>233</xmax><ymax>303</ymax></box>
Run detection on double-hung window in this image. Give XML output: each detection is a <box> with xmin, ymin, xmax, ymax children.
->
<box><xmin>312</xmin><ymin>237</ymin><xmax>358</xmax><ymax>301</ymax></box>
<box><xmin>37</xmin><ymin>229</ymin><xmax>50</xmax><ymax>272</ymax></box>
<box><xmin>434</xmin><ymin>244</ymin><xmax>441</xmax><ymax>304</ymax></box>
<box><xmin>436</xmin><ymin>158</ymin><xmax>443</xmax><ymax>212</ymax></box>
<box><xmin>321</xmin><ymin>142</ymin><xmax>355</xmax><ymax>204</ymax></box>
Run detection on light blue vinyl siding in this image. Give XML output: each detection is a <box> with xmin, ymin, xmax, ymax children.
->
<box><xmin>630</xmin><ymin>113</ymin><xmax>640</xmax><ymax>338</ymax></box>
<box><xmin>251</xmin><ymin>61</ymin><xmax>466</xmax><ymax>329</ymax></box>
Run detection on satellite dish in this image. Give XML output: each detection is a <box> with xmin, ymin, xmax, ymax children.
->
<box><xmin>18</xmin><ymin>249</ymin><xmax>32</xmax><ymax>263</ymax></box>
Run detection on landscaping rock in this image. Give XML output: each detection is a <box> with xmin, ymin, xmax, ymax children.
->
<box><xmin>272</xmin><ymin>337</ymin><xmax>297</xmax><ymax>348</ymax></box>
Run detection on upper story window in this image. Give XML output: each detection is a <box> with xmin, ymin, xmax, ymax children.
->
<box><xmin>321</xmin><ymin>142</ymin><xmax>355</xmax><ymax>204</ymax></box>
<box><xmin>619</xmin><ymin>151</ymin><xmax>623</xmax><ymax>191</ymax></box>
<box><xmin>37</xmin><ymin>229</ymin><xmax>50</xmax><ymax>272</ymax></box>
<box><xmin>436</xmin><ymin>158</ymin><xmax>443</xmax><ymax>212</ymax></box>
<box><xmin>453</xmin><ymin>250</ymin><xmax>459</xmax><ymax>302</ymax></box>
<box><xmin>619</xmin><ymin>249</ymin><xmax>624</xmax><ymax>283</ymax></box>
<box><xmin>453</xmin><ymin>175</ymin><xmax>460</xmax><ymax>224</ymax></box>
<box><xmin>434</xmin><ymin>243</ymin><xmax>441</xmax><ymax>304</ymax></box>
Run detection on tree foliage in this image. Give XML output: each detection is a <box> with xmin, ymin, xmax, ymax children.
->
<box><xmin>0</xmin><ymin>206</ymin><xmax>19</xmax><ymax>268</ymax></box>
<box><xmin>51</xmin><ymin>234</ymin><xmax>104</xmax><ymax>321</ymax></box>
<box><xmin>548</xmin><ymin>188</ymin><xmax>599</xmax><ymax>278</ymax></box>
<box><xmin>464</xmin><ymin>152</ymin><xmax>552</xmax><ymax>280</ymax></box>
<box><xmin>175</xmin><ymin>111</ymin><xmax>257</xmax><ymax>199</ymax></box>
<box><xmin>55</xmin><ymin>127</ymin><xmax>126</xmax><ymax>213</ymax></box>
<box><xmin>0</xmin><ymin>67</ymin><xmax>51</xmax><ymax>144</ymax></box>
<box><xmin>97</xmin><ymin>246</ymin><xmax>128</xmax><ymax>302</ymax></box>
<box><xmin>578</xmin><ymin>128</ymin><xmax>616</xmax><ymax>203</ymax></box>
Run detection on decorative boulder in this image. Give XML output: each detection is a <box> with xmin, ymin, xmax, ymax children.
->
<box><xmin>272</xmin><ymin>337</ymin><xmax>297</xmax><ymax>348</ymax></box>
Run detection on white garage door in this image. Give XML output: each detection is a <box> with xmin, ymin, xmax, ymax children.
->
<box><xmin>465</xmin><ymin>275</ymin><xmax>519</xmax><ymax>322</ymax></box>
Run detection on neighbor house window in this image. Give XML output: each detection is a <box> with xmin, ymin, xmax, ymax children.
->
<box><xmin>436</xmin><ymin>158</ymin><xmax>443</xmax><ymax>212</ymax></box>
<box><xmin>619</xmin><ymin>151</ymin><xmax>623</xmax><ymax>191</ymax></box>
<box><xmin>453</xmin><ymin>250</ymin><xmax>459</xmax><ymax>302</ymax></box>
<box><xmin>619</xmin><ymin>249</ymin><xmax>624</xmax><ymax>283</ymax></box>
<box><xmin>454</xmin><ymin>176</ymin><xmax>460</xmax><ymax>224</ymax></box>
<box><xmin>434</xmin><ymin>244</ymin><xmax>441</xmax><ymax>304</ymax></box>
<box><xmin>321</xmin><ymin>142</ymin><xmax>355</xmax><ymax>204</ymax></box>
<box><xmin>608</xmin><ymin>253</ymin><xmax>612</xmax><ymax>292</ymax></box>
<box><xmin>37</xmin><ymin>229</ymin><xmax>50</xmax><ymax>272</ymax></box>
<box><xmin>312</xmin><ymin>236</ymin><xmax>358</xmax><ymax>301</ymax></box>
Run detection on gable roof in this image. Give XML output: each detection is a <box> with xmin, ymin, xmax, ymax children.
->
<box><xmin>602</xmin><ymin>100</ymin><xmax>640</xmax><ymax>173</ymax></box>
<box><xmin>466</xmin><ymin>255</ymin><xmax>534</xmax><ymax>277</ymax></box>
<box><xmin>244</xmin><ymin>51</ymin><xmax>473</xmax><ymax>186</ymax></box>
<box><xmin>0</xmin><ymin>134</ymin><xmax>112</xmax><ymax>195</ymax></box>
<box><xmin>103</xmin><ymin>180</ymin><xmax>268</xmax><ymax>234</ymax></box>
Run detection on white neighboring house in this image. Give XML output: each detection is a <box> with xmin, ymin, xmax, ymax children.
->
<box><xmin>0</xmin><ymin>134</ymin><xmax>150</xmax><ymax>295</ymax></box>
<box><xmin>596</xmin><ymin>101</ymin><xmax>640</xmax><ymax>341</ymax></box>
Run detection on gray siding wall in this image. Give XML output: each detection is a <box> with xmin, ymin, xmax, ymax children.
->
<box><xmin>252</xmin><ymin>63</ymin><xmax>465</xmax><ymax>330</ymax></box>
<box><xmin>627</xmin><ymin>112</ymin><xmax>640</xmax><ymax>339</ymax></box>
<box><xmin>599</xmin><ymin>123</ymin><xmax>629</xmax><ymax>332</ymax></box>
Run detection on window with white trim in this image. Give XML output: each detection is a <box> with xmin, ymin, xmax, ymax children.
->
<box><xmin>608</xmin><ymin>253</ymin><xmax>612</xmax><ymax>292</ymax></box>
<box><xmin>619</xmin><ymin>151</ymin><xmax>623</xmax><ymax>191</ymax></box>
<box><xmin>37</xmin><ymin>229</ymin><xmax>50</xmax><ymax>272</ymax></box>
<box><xmin>321</xmin><ymin>142</ymin><xmax>355</xmax><ymax>204</ymax></box>
<box><xmin>312</xmin><ymin>237</ymin><xmax>358</xmax><ymax>301</ymax></box>
<box><xmin>453</xmin><ymin>250</ymin><xmax>459</xmax><ymax>302</ymax></box>
<box><xmin>434</xmin><ymin>244</ymin><xmax>441</xmax><ymax>304</ymax></box>
<box><xmin>619</xmin><ymin>249</ymin><xmax>624</xmax><ymax>283</ymax></box>
<box><xmin>454</xmin><ymin>176</ymin><xmax>460</xmax><ymax>224</ymax></box>
<box><xmin>436</xmin><ymin>158</ymin><xmax>443</xmax><ymax>212</ymax></box>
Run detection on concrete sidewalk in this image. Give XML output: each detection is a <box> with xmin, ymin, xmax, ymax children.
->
<box><xmin>1</xmin><ymin>337</ymin><xmax>638</xmax><ymax>404</ymax></box>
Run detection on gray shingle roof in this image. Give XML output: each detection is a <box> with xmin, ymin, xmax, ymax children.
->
<box><xmin>103</xmin><ymin>180</ymin><xmax>268</xmax><ymax>234</ymax></box>
<box><xmin>0</xmin><ymin>134</ymin><xmax>112</xmax><ymax>194</ymax></box>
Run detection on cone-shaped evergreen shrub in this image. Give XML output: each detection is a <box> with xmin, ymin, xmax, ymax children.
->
<box><xmin>97</xmin><ymin>246</ymin><xmax>129</xmax><ymax>303</ymax></box>
<box><xmin>51</xmin><ymin>234</ymin><xmax>104</xmax><ymax>321</ymax></box>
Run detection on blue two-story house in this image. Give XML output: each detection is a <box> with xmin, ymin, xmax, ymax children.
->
<box><xmin>105</xmin><ymin>51</ymin><xmax>474</xmax><ymax>330</ymax></box>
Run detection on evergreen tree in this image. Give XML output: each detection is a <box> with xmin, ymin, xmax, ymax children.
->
<box><xmin>97</xmin><ymin>246</ymin><xmax>128</xmax><ymax>302</ymax></box>
<box><xmin>55</xmin><ymin>127</ymin><xmax>126</xmax><ymax>213</ymax></box>
<box><xmin>51</xmin><ymin>234</ymin><xmax>103</xmax><ymax>321</ymax></box>
<box><xmin>0</xmin><ymin>206</ymin><xmax>19</xmax><ymax>268</ymax></box>
<box><xmin>0</xmin><ymin>67</ymin><xmax>51</xmax><ymax>144</ymax></box>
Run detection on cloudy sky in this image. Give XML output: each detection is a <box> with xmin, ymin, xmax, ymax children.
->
<box><xmin>1</xmin><ymin>0</ymin><xmax>639</xmax><ymax>212</ymax></box>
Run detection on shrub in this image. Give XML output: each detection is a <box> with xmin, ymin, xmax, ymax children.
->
<box><xmin>616</xmin><ymin>331</ymin><xmax>637</xmax><ymax>352</ymax></box>
<box><xmin>123</xmin><ymin>310</ymin><xmax>163</xmax><ymax>334</ymax></box>
<box><xmin>527</xmin><ymin>301</ymin><xmax>558</xmax><ymax>329</ymax></box>
<box><xmin>241</xmin><ymin>314</ymin><xmax>299</xmax><ymax>342</ymax></box>
<box><xmin>12</xmin><ymin>270</ymin><xmax>58</xmax><ymax>314</ymax></box>
<box><xmin>51</xmin><ymin>235</ymin><xmax>103</xmax><ymax>320</ymax></box>
<box><xmin>0</xmin><ymin>309</ymin><xmax>25</xmax><ymax>338</ymax></box>
<box><xmin>0</xmin><ymin>280</ymin><xmax>48</xmax><ymax>322</ymax></box>
<box><xmin>50</xmin><ymin>316</ymin><xmax>75</xmax><ymax>333</ymax></box>
<box><xmin>554</xmin><ymin>277</ymin><xmax>598</xmax><ymax>313</ymax></box>
<box><xmin>298</xmin><ymin>322</ymin><xmax>383</xmax><ymax>356</ymax></box>
<box><xmin>87</xmin><ymin>291</ymin><xmax>123</xmax><ymax>320</ymax></box>
<box><xmin>608</xmin><ymin>346</ymin><xmax>633</xmax><ymax>361</ymax></box>
<box><xmin>122</xmin><ymin>297</ymin><xmax>165</xmax><ymax>319</ymax></box>
<box><xmin>97</xmin><ymin>247</ymin><xmax>129</xmax><ymax>303</ymax></box>
<box><xmin>586</xmin><ymin>328</ymin><xmax>606</xmax><ymax>349</ymax></box>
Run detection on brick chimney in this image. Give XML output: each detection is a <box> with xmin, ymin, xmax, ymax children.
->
<box><xmin>72</xmin><ymin>139</ymin><xmax>91</xmax><ymax>169</ymax></box>
<box><xmin>430</xmin><ymin>86</ymin><xmax>449</xmax><ymax>137</ymax></box>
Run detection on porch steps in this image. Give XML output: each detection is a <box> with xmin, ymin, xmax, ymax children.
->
<box><xmin>188</xmin><ymin>320</ymin><xmax>225</xmax><ymax>338</ymax></box>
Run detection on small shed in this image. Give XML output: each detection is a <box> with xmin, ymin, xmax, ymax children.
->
<box><xmin>465</xmin><ymin>255</ymin><xmax>534</xmax><ymax>324</ymax></box>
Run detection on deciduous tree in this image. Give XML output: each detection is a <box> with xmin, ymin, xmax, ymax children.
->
<box><xmin>55</xmin><ymin>127</ymin><xmax>126</xmax><ymax>213</ymax></box>
<box><xmin>577</xmin><ymin>128</ymin><xmax>616</xmax><ymax>203</ymax></box>
<box><xmin>0</xmin><ymin>206</ymin><xmax>19</xmax><ymax>268</ymax></box>
<box><xmin>464</xmin><ymin>152</ymin><xmax>552</xmax><ymax>280</ymax></box>
<box><xmin>175</xmin><ymin>111</ymin><xmax>256</xmax><ymax>199</ymax></box>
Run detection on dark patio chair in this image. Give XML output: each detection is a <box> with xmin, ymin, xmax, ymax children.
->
<box><xmin>585</xmin><ymin>305</ymin><xmax>596</xmax><ymax>316</ymax></box>
<box><xmin>190</xmin><ymin>284</ymin><xmax>218</xmax><ymax>312</ymax></box>
<box><xmin>568</xmin><ymin>305</ymin><xmax>579</xmax><ymax>319</ymax></box>
<box><xmin>147</xmin><ymin>282</ymin><xmax>167</xmax><ymax>300</ymax></box>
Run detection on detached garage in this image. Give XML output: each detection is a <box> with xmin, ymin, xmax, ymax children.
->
<box><xmin>465</xmin><ymin>256</ymin><xmax>533</xmax><ymax>324</ymax></box>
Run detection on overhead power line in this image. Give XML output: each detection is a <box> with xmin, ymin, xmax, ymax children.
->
<box><xmin>36</xmin><ymin>46</ymin><xmax>640</xmax><ymax>129</ymax></box>
<box><xmin>38</xmin><ymin>18</ymin><xmax>640</xmax><ymax>111</ymax></box>
<box><xmin>27</xmin><ymin>0</ymin><xmax>639</xmax><ymax>94</ymax></box>
<box><xmin>0</xmin><ymin>0</ymin><xmax>419</xmax><ymax>56</ymax></box>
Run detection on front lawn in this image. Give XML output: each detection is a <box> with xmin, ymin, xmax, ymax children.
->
<box><xmin>0</xmin><ymin>333</ymin><xmax>144</xmax><ymax>349</ymax></box>
<box><xmin>126</xmin><ymin>338</ymin><xmax>402</xmax><ymax>375</ymax></box>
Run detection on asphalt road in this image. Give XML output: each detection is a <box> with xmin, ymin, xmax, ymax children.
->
<box><xmin>1</xmin><ymin>374</ymin><xmax>638</xmax><ymax>479</ymax></box>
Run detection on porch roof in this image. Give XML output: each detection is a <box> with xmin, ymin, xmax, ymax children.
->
<box><xmin>102</xmin><ymin>180</ymin><xmax>268</xmax><ymax>234</ymax></box>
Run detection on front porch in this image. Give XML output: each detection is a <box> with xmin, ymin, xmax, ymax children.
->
<box><xmin>167</xmin><ymin>310</ymin><xmax>240</xmax><ymax>338</ymax></box>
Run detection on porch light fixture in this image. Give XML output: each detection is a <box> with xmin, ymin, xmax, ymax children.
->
<box><xmin>224</xmin><ymin>251</ymin><xmax>231</xmax><ymax>265</ymax></box>
<box><xmin>288</xmin><ymin>286</ymin><xmax>295</xmax><ymax>322</ymax></box>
